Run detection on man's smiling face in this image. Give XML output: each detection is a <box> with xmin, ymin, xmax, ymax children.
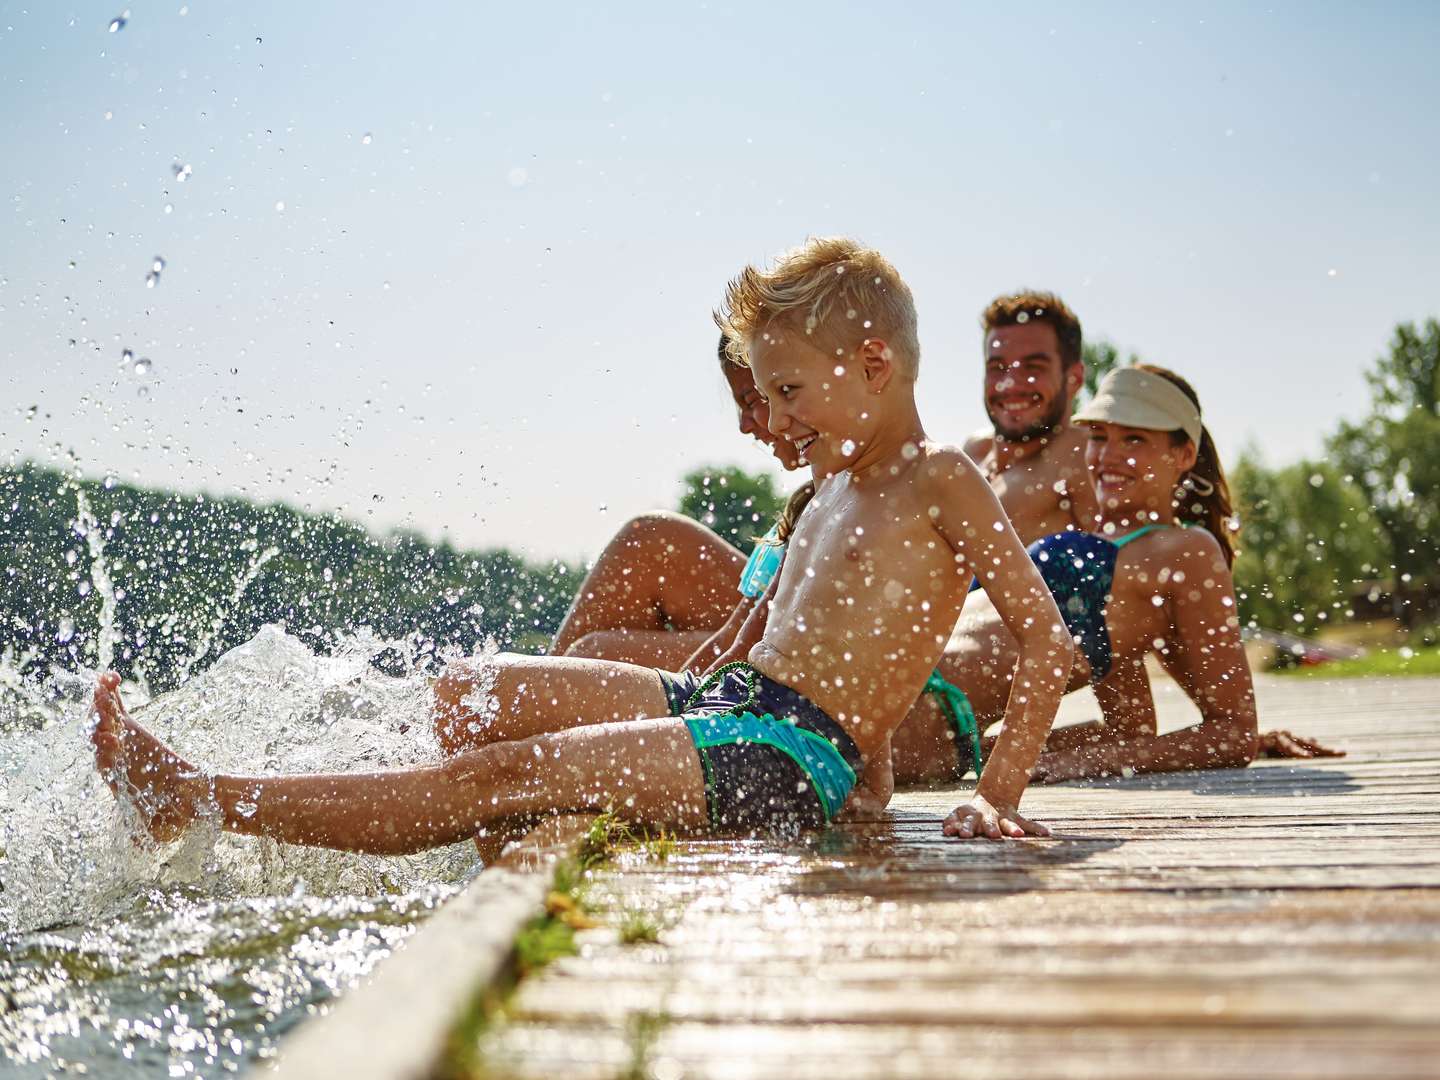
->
<box><xmin>983</xmin><ymin>322</ymin><xmax>1077</xmax><ymax>441</ymax></box>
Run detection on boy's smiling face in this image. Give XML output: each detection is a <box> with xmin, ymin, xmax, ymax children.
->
<box><xmin>748</xmin><ymin>325</ymin><xmax>875</xmax><ymax>476</ymax></box>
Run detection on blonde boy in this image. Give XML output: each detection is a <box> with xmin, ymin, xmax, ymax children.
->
<box><xmin>91</xmin><ymin>238</ymin><xmax>1072</xmax><ymax>848</ymax></box>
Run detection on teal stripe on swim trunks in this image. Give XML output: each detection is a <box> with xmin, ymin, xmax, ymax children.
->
<box><xmin>684</xmin><ymin>710</ymin><xmax>857</xmax><ymax>821</ymax></box>
<box><xmin>924</xmin><ymin>670</ymin><xmax>984</xmax><ymax>779</ymax></box>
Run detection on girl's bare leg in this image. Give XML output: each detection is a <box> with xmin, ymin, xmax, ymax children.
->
<box><xmin>432</xmin><ymin>652</ymin><xmax>674</xmax><ymax>755</ymax></box>
<box><xmin>551</xmin><ymin>512</ymin><xmax>745</xmax><ymax>657</ymax></box>
<box><xmin>562</xmin><ymin>628</ymin><xmax>714</xmax><ymax>668</ymax></box>
<box><xmin>92</xmin><ymin>673</ymin><xmax>709</xmax><ymax>855</ymax></box>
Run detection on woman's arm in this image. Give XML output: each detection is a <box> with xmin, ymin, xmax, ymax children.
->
<box><xmin>1032</xmin><ymin>659</ymin><xmax>1157</xmax><ymax>757</ymax></box>
<box><xmin>1033</xmin><ymin>539</ymin><xmax>1257</xmax><ymax>782</ymax></box>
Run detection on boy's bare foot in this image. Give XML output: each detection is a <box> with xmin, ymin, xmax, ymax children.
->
<box><xmin>91</xmin><ymin>671</ymin><xmax>208</xmax><ymax>843</ymax></box>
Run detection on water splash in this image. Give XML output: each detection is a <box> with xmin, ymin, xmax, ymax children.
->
<box><xmin>172</xmin><ymin>545</ymin><xmax>281</xmax><ymax>684</ymax></box>
<box><xmin>73</xmin><ymin>489</ymin><xmax>119</xmax><ymax>672</ymax></box>
<box><xmin>1</xmin><ymin>624</ymin><xmax>474</xmax><ymax>936</ymax></box>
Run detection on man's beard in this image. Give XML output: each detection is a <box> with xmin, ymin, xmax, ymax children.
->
<box><xmin>987</xmin><ymin>393</ymin><xmax>1069</xmax><ymax>443</ymax></box>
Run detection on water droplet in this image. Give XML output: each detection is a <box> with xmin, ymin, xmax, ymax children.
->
<box><xmin>132</xmin><ymin>356</ymin><xmax>152</xmax><ymax>377</ymax></box>
<box><xmin>361</xmin><ymin>132</ymin><xmax>373</xmax><ymax>145</ymax></box>
<box><xmin>163</xmin><ymin>203</ymin><xmax>174</xmax><ymax>214</ymax></box>
<box><xmin>145</xmin><ymin>270</ymin><xmax>158</xmax><ymax>288</ymax></box>
<box><xmin>254</xmin><ymin>36</ymin><xmax>262</xmax><ymax>44</ymax></box>
<box><xmin>901</xmin><ymin>441</ymin><xmax>919</xmax><ymax>460</ymax></box>
<box><xmin>382</xmin><ymin>280</ymin><xmax>391</xmax><ymax>290</ymax></box>
<box><xmin>171</xmin><ymin>162</ymin><xmax>192</xmax><ymax>183</ymax></box>
<box><xmin>598</xmin><ymin>503</ymin><xmax>608</xmax><ymax>513</ymax></box>
<box><xmin>840</xmin><ymin>439</ymin><xmax>856</xmax><ymax>455</ymax></box>
<box><xmin>152</xmin><ymin>255</ymin><xmax>166</xmax><ymax>273</ymax></box>
<box><xmin>56</xmin><ymin>617</ymin><xmax>76</xmax><ymax>644</ymax></box>
<box><xmin>108</xmin><ymin>13</ymin><xmax>127</xmax><ymax>33</ymax></box>
<box><xmin>25</xmin><ymin>404</ymin><xmax>38</xmax><ymax>420</ymax></box>
<box><xmin>274</xmin><ymin>200</ymin><xmax>286</xmax><ymax>212</ymax></box>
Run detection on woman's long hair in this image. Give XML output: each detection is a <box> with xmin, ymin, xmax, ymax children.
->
<box><xmin>1136</xmin><ymin>364</ymin><xmax>1238</xmax><ymax>566</ymax></box>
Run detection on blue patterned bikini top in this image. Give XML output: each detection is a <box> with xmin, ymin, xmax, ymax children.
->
<box><xmin>1027</xmin><ymin>523</ymin><xmax>1171</xmax><ymax>682</ymax></box>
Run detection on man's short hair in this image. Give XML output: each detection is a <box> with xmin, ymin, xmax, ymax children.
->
<box><xmin>982</xmin><ymin>291</ymin><xmax>1082</xmax><ymax>368</ymax></box>
<box><xmin>716</xmin><ymin>237</ymin><xmax>921</xmax><ymax>380</ymax></box>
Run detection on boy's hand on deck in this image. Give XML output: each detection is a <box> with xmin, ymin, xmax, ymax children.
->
<box><xmin>942</xmin><ymin>794</ymin><xmax>1050</xmax><ymax>840</ymax></box>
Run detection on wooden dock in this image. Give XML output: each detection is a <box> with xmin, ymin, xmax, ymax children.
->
<box><xmin>471</xmin><ymin>675</ymin><xmax>1440</xmax><ymax>1079</ymax></box>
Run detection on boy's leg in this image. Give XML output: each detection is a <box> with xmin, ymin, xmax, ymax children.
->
<box><xmin>550</xmin><ymin>512</ymin><xmax>745</xmax><ymax>656</ymax></box>
<box><xmin>432</xmin><ymin>652</ymin><xmax>674</xmax><ymax>755</ymax></box>
<box><xmin>93</xmin><ymin>673</ymin><xmax>709</xmax><ymax>855</ymax></box>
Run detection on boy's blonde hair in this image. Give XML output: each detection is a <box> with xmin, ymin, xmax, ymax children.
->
<box><xmin>715</xmin><ymin>237</ymin><xmax>920</xmax><ymax>380</ymax></box>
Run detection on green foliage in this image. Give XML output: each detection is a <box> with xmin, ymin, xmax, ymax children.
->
<box><xmin>0</xmin><ymin>462</ymin><xmax>583</xmax><ymax>690</ymax></box>
<box><xmin>1277</xmin><ymin>643</ymin><xmax>1440</xmax><ymax>678</ymax></box>
<box><xmin>1328</xmin><ymin>319</ymin><xmax>1440</xmax><ymax>624</ymax></box>
<box><xmin>1230</xmin><ymin>453</ymin><xmax>1386</xmax><ymax>633</ymax></box>
<box><xmin>616</xmin><ymin>910</ymin><xmax>662</xmax><ymax>945</ymax></box>
<box><xmin>513</xmin><ymin>915</ymin><xmax>578</xmax><ymax>977</ymax></box>
<box><xmin>676</xmin><ymin>464</ymin><xmax>787</xmax><ymax>549</ymax></box>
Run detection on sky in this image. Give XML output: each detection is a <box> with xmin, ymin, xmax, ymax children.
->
<box><xmin>3</xmin><ymin>1</ymin><xmax>1439</xmax><ymax>562</ymax></box>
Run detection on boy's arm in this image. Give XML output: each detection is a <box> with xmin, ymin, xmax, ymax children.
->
<box><xmin>928</xmin><ymin>452</ymin><xmax>1074</xmax><ymax>839</ymax></box>
<box><xmin>1032</xmin><ymin>537</ymin><xmax>1258</xmax><ymax>782</ymax></box>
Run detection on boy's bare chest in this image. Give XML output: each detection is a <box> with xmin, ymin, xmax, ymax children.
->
<box><xmin>784</xmin><ymin>482</ymin><xmax>950</xmax><ymax>603</ymax></box>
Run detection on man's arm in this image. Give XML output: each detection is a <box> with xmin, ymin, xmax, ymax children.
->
<box><xmin>928</xmin><ymin>451</ymin><xmax>1074</xmax><ymax>838</ymax></box>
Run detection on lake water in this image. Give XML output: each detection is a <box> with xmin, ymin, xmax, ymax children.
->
<box><xmin>1</xmin><ymin>625</ymin><xmax>483</xmax><ymax>1076</ymax></box>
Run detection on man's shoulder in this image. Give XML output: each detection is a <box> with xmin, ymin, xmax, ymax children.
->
<box><xmin>961</xmin><ymin>428</ymin><xmax>993</xmax><ymax>462</ymax></box>
<box><xmin>1023</xmin><ymin>424</ymin><xmax>1091</xmax><ymax>484</ymax></box>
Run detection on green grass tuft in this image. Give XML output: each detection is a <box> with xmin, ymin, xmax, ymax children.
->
<box><xmin>1277</xmin><ymin>644</ymin><xmax>1440</xmax><ymax>678</ymax></box>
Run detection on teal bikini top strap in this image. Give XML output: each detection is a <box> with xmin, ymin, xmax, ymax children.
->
<box><xmin>924</xmin><ymin>670</ymin><xmax>984</xmax><ymax>778</ymax></box>
<box><xmin>1111</xmin><ymin>523</ymin><xmax>1171</xmax><ymax>548</ymax></box>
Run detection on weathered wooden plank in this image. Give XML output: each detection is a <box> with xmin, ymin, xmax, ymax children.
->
<box><xmin>470</xmin><ymin>677</ymin><xmax>1440</xmax><ymax>1079</ymax></box>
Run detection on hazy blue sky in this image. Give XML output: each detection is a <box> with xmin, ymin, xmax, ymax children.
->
<box><xmin>4</xmin><ymin>2</ymin><xmax>1439</xmax><ymax>561</ymax></box>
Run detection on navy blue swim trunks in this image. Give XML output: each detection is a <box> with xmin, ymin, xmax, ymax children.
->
<box><xmin>654</xmin><ymin>663</ymin><xmax>862</xmax><ymax>836</ymax></box>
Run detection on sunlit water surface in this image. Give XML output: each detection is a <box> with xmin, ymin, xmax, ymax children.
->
<box><xmin>1</xmin><ymin>626</ymin><xmax>483</xmax><ymax>1076</ymax></box>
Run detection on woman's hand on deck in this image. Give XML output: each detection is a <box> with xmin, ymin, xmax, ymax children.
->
<box><xmin>942</xmin><ymin>793</ymin><xmax>1050</xmax><ymax>840</ymax></box>
<box><xmin>1257</xmin><ymin>729</ymin><xmax>1345</xmax><ymax>759</ymax></box>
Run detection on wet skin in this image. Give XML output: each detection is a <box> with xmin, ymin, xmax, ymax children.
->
<box><xmin>549</xmin><ymin>361</ymin><xmax>803</xmax><ymax>668</ymax></box>
<box><xmin>90</xmin><ymin>332</ymin><xmax>1073</xmax><ymax>848</ymax></box>
<box><xmin>964</xmin><ymin>321</ymin><xmax>1098</xmax><ymax>542</ymax></box>
<box><xmin>893</xmin><ymin>420</ymin><xmax>1262</xmax><ymax>784</ymax></box>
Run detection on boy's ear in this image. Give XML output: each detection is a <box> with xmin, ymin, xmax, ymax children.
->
<box><xmin>857</xmin><ymin>338</ymin><xmax>894</xmax><ymax>393</ymax></box>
